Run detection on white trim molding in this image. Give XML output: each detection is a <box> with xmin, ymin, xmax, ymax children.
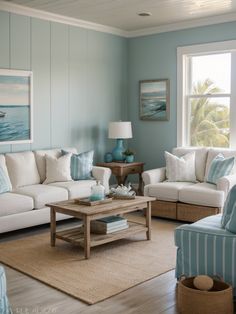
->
<box><xmin>0</xmin><ymin>1</ymin><xmax>236</xmax><ymax>38</ymax></box>
<box><xmin>0</xmin><ymin>1</ymin><xmax>128</xmax><ymax>37</ymax></box>
<box><xmin>177</xmin><ymin>40</ymin><xmax>236</xmax><ymax>148</ymax></box>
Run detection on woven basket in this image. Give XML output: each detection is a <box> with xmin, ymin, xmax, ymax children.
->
<box><xmin>177</xmin><ymin>276</ymin><xmax>233</xmax><ymax>314</ymax></box>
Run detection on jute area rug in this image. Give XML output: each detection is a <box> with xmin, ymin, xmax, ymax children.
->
<box><xmin>0</xmin><ymin>215</ymin><xmax>180</xmax><ymax>305</ymax></box>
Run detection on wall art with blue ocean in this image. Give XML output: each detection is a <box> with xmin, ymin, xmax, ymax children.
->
<box><xmin>0</xmin><ymin>70</ymin><xmax>32</xmax><ymax>144</ymax></box>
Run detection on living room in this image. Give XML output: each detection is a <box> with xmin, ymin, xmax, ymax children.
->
<box><xmin>0</xmin><ymin>0</ymin><xmax>236</xmax><ymax>313</ymax></box>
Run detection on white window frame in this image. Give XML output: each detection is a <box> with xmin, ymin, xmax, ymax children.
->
<box><xmin>177</xmin><ymin>40</ymin><xmax>236</xmax><ymax>148</ymax></box>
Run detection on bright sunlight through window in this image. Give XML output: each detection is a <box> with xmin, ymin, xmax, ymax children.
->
<box><xmin>177</xmin><ymin>41</ymin><xmax>236</xmax><ymax>148</ymax></box>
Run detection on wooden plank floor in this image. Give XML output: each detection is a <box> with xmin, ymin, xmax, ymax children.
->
<box><xmin>0</xmin><ymin>219</ymin><xmax>235</xmax><ymax>314</ymax></box>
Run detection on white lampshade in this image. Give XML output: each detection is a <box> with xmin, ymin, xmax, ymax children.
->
<box><xmin>108</xmin><ymin>121</ymin><xmax>132</xmax><ymax>139</ymax></box>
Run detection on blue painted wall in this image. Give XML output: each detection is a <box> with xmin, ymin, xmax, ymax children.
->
<box><xmin>128</xmin><ymin>21</ymin><xmax>236</xmax><ymax>170</ymax></box>
<box><xmin>0</xmin><ymin>11</ymin><xmax>128</xmax><ymax>162</ymax></box>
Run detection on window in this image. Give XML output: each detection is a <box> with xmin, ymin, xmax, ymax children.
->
<box><xmin>177</xmin><ymin>41</ymin><xmax>236</xmax><ymax>148</ymax></box>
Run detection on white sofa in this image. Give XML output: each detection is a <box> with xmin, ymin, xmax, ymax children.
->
<box><xmin>0</xmin><ymin>148</ymin><xmax>111</xmax><ymax>233</ymax></box>
<box><xmin>142</xmin><ymin>147</ymin><xmax>236</xmax><ymax>222</ymax></box>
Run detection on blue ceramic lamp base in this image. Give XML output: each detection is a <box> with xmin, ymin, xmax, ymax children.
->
<box><xmin>112</xmin><ymin>139</ymin><xmax>125</xmax><ymax>162</ymax></box>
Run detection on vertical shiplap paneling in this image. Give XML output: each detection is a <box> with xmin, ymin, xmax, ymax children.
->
<box><xmin>10</xmin><ymin>13</ymin><xmax>31</xmax><ymax>152</ymax></box>
<box><xmin>68</xmin><ymin>26</ymin><xmax>87</xmax><ymax>151</ymax></box>
<box><xmin>87</xmin><ymin>31</ymin><xmax>128</xmax><ymax>161</ymax></box>
<box><xmin>31</xmin><ymin>18</ymin><xmax>51</xmax><ymax>150</ymax></box>
<box><xmin>0</xmin><ymin>11</ymin><xmax>11</xmax><ymax>153</ymax></box>
<box><xmin>50</xmin><ymin>22</ymin><xmax>69</xmax><ymax>148</ymax></box>
<box><xmin>87</xmin><ymin>31</ymin><xmax>108</xmax><ymax>160</ymax></box>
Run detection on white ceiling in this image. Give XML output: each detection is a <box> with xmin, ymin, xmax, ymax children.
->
<box><xmin>4</xmin><ymin>0</ymin><xmax>236</xmax><ymax>32</ymax></box>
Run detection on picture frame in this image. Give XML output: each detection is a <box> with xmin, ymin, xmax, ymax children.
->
<box><xmin>0</xmin><ymin>69</ymin><xmax>33</xmax><ymax>145</ymax></box>
<box><xmin>139</xmin><ymin>79</ymin><xmax>170</xmax><ymax>121</ymax></box>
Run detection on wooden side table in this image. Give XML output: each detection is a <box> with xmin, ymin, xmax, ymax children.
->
<box><xmin>96</xmin><ymin>162</ymin><xmax>144</xmax><ymax>195</ymax></box>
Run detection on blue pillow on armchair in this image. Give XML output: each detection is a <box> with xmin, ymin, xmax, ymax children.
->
<box><xmin>221</xmin><ymin>184</ymin><xmax>236</xmax><ymax>228</ymax></box>
<box><xmin>226</xmin><ymin>203</ymin><xmax>236</xmax><ymax>233</ymax></box>
<box><xmin>62</xmin><ymin>150</ymin><xmax>94</xmax><ymax>180</ymax></box>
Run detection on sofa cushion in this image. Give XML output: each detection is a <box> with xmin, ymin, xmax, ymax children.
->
<box><xmin>62</xmin><ymin>150</ymin><xmax>94</xmax><ymax>180</ymax></box>
<box><xmin>5</xmin><ymin>151</ymin><xmax>40</xmax><ymax>189</ymax></box>
<box><xmin>165</xmin><ymin>151</ymin><xmax>196</xmax><ymax>182</ymax></box>
<box><xmin>34</xmin><ymin>147</ymin><xmax>77</xmax><ymax>183</ymax></box>
<box><xmin>43</xmin><ymin>154</ymin><xmax>72</xmax><ymax>184</ymax></box>
<box><xmin>15</xmin><ymin>184</ymin><xmax>68</xmax><ymax>209</ymax></box>
<box><xmin>145</xmin><ymin>182</ymin><xmax>194</xmax><ymax>202</ymax></box>
<box><xmin>50</xmin><ymin>180</ymin><xmax>96</xmax><ymax>199</ymax></box>
<box><xmin>179</xmin><ymin>182</ymin><xmax>225</xmax><ymax>208</ymax></box>
<box><xmin>172</xmin><ymin>147</ymin><xmax>208</xmax><ymax>182</ymax></box>
<box><xmin>207</xmin><ymin>154</ymin><xmax>235</xmax><ymax>184</ymax></box>
<box><xmin>205</xmin><ymin>148</ymin><xmax>236</xmax><ymax>181</ymax></box>
<box><xmin>0</xmin><ymin>155</ymin><xmax>12</xmax><ymax>190</ymax></box>
<box><xmin>0</xmin><ymin>193</ymin><xmax>34</xmax><ymax>217</ymax></box>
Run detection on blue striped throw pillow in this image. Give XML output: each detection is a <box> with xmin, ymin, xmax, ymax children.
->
<box><xmin>221</xmin><ymin>184</ymin><xmax>236</xmax><ymax>228</ymax></box>
<box><xmin>62</xmin><ymin>150</ymin><xmax>94</xmax><ymax>180</ymax></box>
<box><xmin>0</xmin><ymin>166</ymin><xmax>11</xmax><ymax>194</ymax></box>
<box><xmin>207</xmin><ymin>154</ymin><xmax>235</xmax><ymax>185</ymax></box>
<box><xmin>226</xmin><ymin>202</ymin><xmax>236</xmax><ymax>233</ymax></box>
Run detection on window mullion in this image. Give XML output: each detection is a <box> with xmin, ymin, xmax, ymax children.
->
<box><xmin>230</xmin><ymin>52</ymin><xmax>236</xmax><ymax>148</ymax></box>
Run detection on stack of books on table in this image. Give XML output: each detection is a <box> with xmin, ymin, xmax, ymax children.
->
<box><xmin>91</xmin><ymin>216</ymin><xmax>129</xmax><ymax>234</ymax></box>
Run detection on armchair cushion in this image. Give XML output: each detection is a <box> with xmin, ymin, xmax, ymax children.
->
<box><xmin>226</xmin><ymin>203</ymin><xmax>236</xmax><ymax>233</ymax></box>
<box><xmin>142</xmin><ymin>167</ymin><xmax>166</xmax><ymax>185</ymax></box>
<box><xmin>179</xmin><ymin>182</ymin><xmax>225</xmax><ymax>208</ymax></box>
<box><xmin>144</xmin><ymin>181</ymin><xmax>194</xmax><ymax>202</ymax></box>
<box><xmin>221</xmin><ymin>185</ymin><xmax>236</xmax><ymax>228</ymax></box>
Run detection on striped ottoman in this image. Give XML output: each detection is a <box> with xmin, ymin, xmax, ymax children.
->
<box><xmin>0</xmin><ymin>266</ymin><xmax>12</xmax><ymax>314</ymax></box>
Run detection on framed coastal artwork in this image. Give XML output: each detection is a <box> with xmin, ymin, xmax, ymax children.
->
<box><xmin>139</xmin><ymin>79</ymin><xmax>170</xmax><ymax>121</ymax></box>
<box><xmin>0</xmin><ymin>69</ymin><xmax>33</xmax><ymax>144</ymax></box>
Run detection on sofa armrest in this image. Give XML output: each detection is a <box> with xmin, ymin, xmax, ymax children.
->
<box><xmin>92</xmin><ymin>166</ymin><xmax>111</xmax><ymax>194</ymax></box>
<box><xmin>217</xmin><ymin>174</ymin><xmax>236</xmax><ymax>196</ymax></box>
<box><xmin>142</xmin><ymin>167</ymin><xmax>166</xmax><ymax>185</ymax></box>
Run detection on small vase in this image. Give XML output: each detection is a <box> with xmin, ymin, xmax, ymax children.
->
<box><xmin>90</xmin><ymin>181</ymin><xmax>105</xmax><ymax>201</ymax></box>
<box><xmin>104</xmin><ymin>152</ymin><xmax>113</xmax><ymax>163</ymax></box>
<box><xmin>126</xmin><ymin>155</ymin><xmax>134</xmax><ymax>163</ymax></box>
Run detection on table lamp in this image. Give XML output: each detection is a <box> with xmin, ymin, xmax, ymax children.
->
<box><xmin>108</xmin><ymin>121</ymin><xmax>132</xmax><ymax>162</ymax></box>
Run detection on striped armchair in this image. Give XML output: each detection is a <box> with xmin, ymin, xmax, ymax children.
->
<box><xmin>0</xmin><ymin>266</ymin><xmax>12</xmax><ymax>314</ymax></box>
<box><xmin>175</xmin><ymin>214</ymin><xmax>236</xmax><ymax>297</ymax></box>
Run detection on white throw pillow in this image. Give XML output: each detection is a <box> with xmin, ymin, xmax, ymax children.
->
<box><xmin>165</xmin><ymin>151</ymin><xmax>196</xmax><ymax>182</ymax></box>
<box><xmin>43</xmin><ymin>153</ymin><xmax>72</xmax><ymax>184</ymax></box>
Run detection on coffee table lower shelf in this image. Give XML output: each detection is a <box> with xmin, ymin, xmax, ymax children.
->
<box><xmin>56</xmin><ymin>221</ymin><xmax>148</xmax><ymax>248</ymax></box>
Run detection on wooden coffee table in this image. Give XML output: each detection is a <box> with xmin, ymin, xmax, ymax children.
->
<box><xmin>47</xmin><ymin>196</ymin><xmax>155</xmax><ymax>259</ymax></box>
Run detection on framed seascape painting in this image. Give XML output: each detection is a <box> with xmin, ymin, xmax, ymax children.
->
<box><xmin>139</xmin><ymin>79</ymin><xmax>170</xmax><ymax>121</ymax></box>
<box><xmin>0</xmin><ymin>69</ymin><xmax>33</xmax><ymax>144</ymax></box>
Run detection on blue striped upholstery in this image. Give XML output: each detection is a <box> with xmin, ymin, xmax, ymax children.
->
<box><xmin>207</xmin><ymin>154</ymin><xmax>235</xmax><ymax>184</ymax></box>
<box><xmin>175</xmin><ymin>214</ymin><xmax>236</xmax><ymax>296</ymax></box>
<box><xmin>0</xmin><ymin>166</ymin><xmax>11</xmax><ymax>194</ymax></box>
<box><xmin>62</xmin><ymin>150</ymin><xmax>94</xmax><ymax>180</ymax></box>
<box><xmin>0</xmin><ymin>266</ymin><xmax>12</xmax><ymax>314</ymax></box>
<box><xmin>226</xmin><ymin>204</ymin><xmax>236</xmax><ymax>233</ymax></box>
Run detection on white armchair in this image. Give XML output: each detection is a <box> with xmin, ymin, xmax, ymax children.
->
<box><xmin>142</xmin><ymin>147</ymin><xmax>236</xmax><ymax>222</ymax></box>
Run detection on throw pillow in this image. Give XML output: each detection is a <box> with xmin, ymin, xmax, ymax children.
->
<box><xmin>62</xmin><ymin>150</ymin><xmax>94</xmax><ymax>180</ymax></box>
<box><xmin>43</xmin><ymin>153</ymin><xmax>72</xmax><ymax>184</ymax></box>
<box><xmin>225</xmin><ymin>202</ymin><xmax>236</xmax><ymax>233</ymax></box>
<box><xmin>165</xmin><ymin>151</ymin><xmax>196</xmax><ymax>182</ymax></box>
<box><xmin>207</xmin><ymin>154</ymin><xmax>235</xmax><ymax>185</ymax></box>
<box><xmin>221</xmin><ymin>184</ymin><xmax>236</xmax><ymax>228</ymax></box>
<box><xmin>0</xmin><ymin>165</ymin><xmax>12</xmax><ymax>194</ymax></box>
